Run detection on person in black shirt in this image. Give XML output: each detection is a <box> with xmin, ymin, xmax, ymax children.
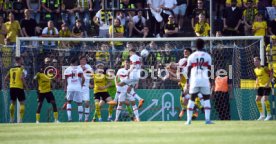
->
<box><xmin>21</xmin><ymin>9</ymin><xmax>41</xmax><ymax>37</ymax></box>
<box><xmin>164</xmin><ymin>15</ymin><xmax>178</xmax><ymax>37</ymax></box>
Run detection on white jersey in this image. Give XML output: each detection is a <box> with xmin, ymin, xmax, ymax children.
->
<box><xmin>187</xmin><ymin>51</ymin><xmax>212</xmax><ymax>88</ymax></box>
<box><xmin>64</xmin><ymin>66</ymin><xmax>84</xmax><ymax>92</ymax></box>
<box><xmin>116</xmin><ymin>68</ymin><xmax>129</xmax><ymax>92</ymax></box>
<box><xmin>129</xmin><ymin>54</ymin><xmax>141</xmax><ymax>79</ymax></box>
<box><xmin>78</xmin><ymin>64</ymin><xmax>93</xmax><ymax>89</ymax></box>
<box><xmin>178</xmin><ymin>57</ymin><xmax>188</xmax><ymax>74</ymax></box>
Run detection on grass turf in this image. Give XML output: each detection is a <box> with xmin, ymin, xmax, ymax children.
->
<box><xmin>0</xmin><ymin>121</ymin><xmax>276</xmax><ymax>144</ymax></box>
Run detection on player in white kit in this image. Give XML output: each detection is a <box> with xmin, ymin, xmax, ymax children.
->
<box><xmin>79</xmin><ymin>56</ymin><xmax>93</xmax><ymax>122</ymax></box>
<box><xmin>115</xmin><ymin>60</ymin><xmax>140</xmax><ymax>121</ymax></box>
<box><xmin>186</xmin><ymin>38</ymin><xmax>214</xmax><ymax>125</ymax></box>
<box><xmin>64</xmin><ymin>57</ymin><xmax>85</xmax><ymax>122</ymax></box>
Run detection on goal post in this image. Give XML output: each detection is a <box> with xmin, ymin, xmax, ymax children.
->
<box><xmin>9</xmin><ymin>36</ymin><xmax>269</xmax><ymax>122</ymax></box>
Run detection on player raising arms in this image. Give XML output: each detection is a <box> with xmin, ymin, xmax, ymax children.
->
<box><xmin>5</xmin><ymin>56</ymin><xmax>28</xmax><ymax>123</ymax></box>
<box><xmin>79</xmin><ymin>56</ymin><xmax>93</xmax><ymax>122</ymax></box>
<box><xmin>186</xmin><ymin>38</ymin><xmax>213</xmax><ymax>125</ymax></box>
<box><xmin>34</xmin><ymin>62</ymin><xmax>59</xmax><ymax>123</ymax></box>
<box><xmin>253</xmin><ymin>57</ymin><xmax>272</xmax><ymax>121</ymax></box>
<box><xmin>64</xmin><ymin>57</ymin><xmax>85</xmax><ymax>122</ymax></box>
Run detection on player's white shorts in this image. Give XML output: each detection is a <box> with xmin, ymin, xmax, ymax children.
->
<box><xmin>66</xmin><ymin>91</ymin><xmax>82</xmax><ymax>103</ymax></box>
<box><xmin>117</xmin><ymin>90</ymin><xmax>135</xmax><ymax>102</ymax></box>
<box><xmin>121</xmin><ymin>78</ymin><xmax>139</xmax><ymax>87</ymax></box>
<box><xmin>189</xmin><ymin>87</ymin><xmax>211</xmax><ymax>95</ymax></box>
<box><xmin>82</xmin><ymin>88</ymin><xmax>90</xmax><ymax>101</ymax></box>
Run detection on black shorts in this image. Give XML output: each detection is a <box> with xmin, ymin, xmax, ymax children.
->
<box><xmin>257</xmin><ymin>87</ymin><xmax>271</xmax><ymax>96</ymax></box>
<box><xmin>94</xmin><ymin>92</ymin><xmax>110</xmax><ymax>102</ymax></box>
<box><xmin>10</xmin><ymin>88</ymin><xmax>25</xmax><ymax>102</ymax></box>
<box><xmin>38</xmin><ymin>92</ymin><xmax>55</xmax><ymax>103</ymax></box>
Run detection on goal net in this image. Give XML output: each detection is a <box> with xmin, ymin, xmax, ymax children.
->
<box><xmin>0</xmin><ymin>36</ymin><xmax>269</xmax><ymax>122</ymax></box>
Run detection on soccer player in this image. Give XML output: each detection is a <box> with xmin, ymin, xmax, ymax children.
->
<box><xmin>106</xmin><ymin>69</ymin><xmax>116</xmax><ymax>121</ymax></box>
<box><xmin>64</xmin><ymin>57</ymin><xmax>85</xmax><ymax>122</ymax></box>
<box><xmin>79</xmin><ymin>56</ymin><xmax>93</xmax><ymax>122</ymax></box>
<box><xmin>115</xmin><ymin>60</ymin><xmax>140</xmax><ymax>122</ymax></box>
<box><xmin>186</xmin><ymin>38</ymin><xmax>213</xmax><ymax>125</ymax></box>
<box><xmin>253</xmin><ymin>57</ymin><xmax>272</xmax><ymax>121</ymax></box>
<box><xmin>117</xmin><ymin>48</ymin><xmax>142</xmax><ymax>121</ymax></box>
<box><xmin>5</xmin><ymin>56</ymin><xmax>28</xmax><ymax>123</ymax></box>
<box><xmin>34</xmin><ymin>64</ymin><xmax>59</xmax><ymax>123</ymax></box>
<box><xmin>92</xmin><ymin>63</ymin><xmax>113</xmax><ymax>122</ymax></box>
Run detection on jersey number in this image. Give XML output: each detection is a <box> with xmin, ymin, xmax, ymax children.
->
<box><xmin>196</xmin><ymin>58</ymin><xmax>205</xmax><ymax>70</ymax></box>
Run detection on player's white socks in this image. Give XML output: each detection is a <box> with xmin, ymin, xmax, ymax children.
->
<box><xmin>204</xmin><ymin>100</ymin><xmax>211</xmax><ymax>121</ymax></box>
<box><xmin>114</xmin><ymin>93</ymin><xmax>118</xmax><ymax>102</ymax></box>
<box><xmin>84</xmin><ymin>108</ymin><xmax>90</xmax><ymax>121</ymax></box>
<box><xmin>67</xmin><ymin>103</ymin><xmax>72</xmax><ymax>121</ymax></box>
<box><xmin>187</xmin><ymin>100</ymin><xmax>195</xmax><ymax>122</ymax></box>
<box><xmin>78</xmin><ymin>106</ymin><xmax>83</xmax><ymax>121</ymax></box>
<box><xmin>261</xmin><ymin>97</ymin><xmax>265</xmax><ymax>114</ymax></box>
<box><xmin>115</xmin><ymin>106</ymin><xmax>122</xmax><ymax>121</ymax></box>
<box><xmin>132</xmin><ymin>105</ymin><xmax>139</xmax><ymax>119</ymax></box>
<box><xmin>133</xmin><ymin>93</ymin><xmax>142</xmax><ymax>101</ymax></box>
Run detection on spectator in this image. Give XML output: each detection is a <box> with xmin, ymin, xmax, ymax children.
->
<box><xmin>58</xmin><ymin>23</ymin><xmax>71</xmax><ymax>48</ymax></box>
<box><xmin>252</xmin><ymin>13</ymin><xmax>267</xmax><ymax>36</ymax></box>
<box><xmin>93</xmin><ymin>8</ymin><xmax>112</xmax><ymax>37</ymax></box>
<box><xmin>174</xmin><ymin>0</ymin><xmax>187</xmax><ymax>31</ymax></box>
<box><xmin>191</xmin><ymin>0</ymin><xmax>209</xmax><ymax>30</ymax></box>
<box><xmin>109</xmin><ymin>18</ymin><xmax>124</xmax><ymax>51</ymax></box>
<box><xmin>213</xmin><ymin>74</ymin><xmax>231</xmax><ymax>120</ymax></box>
<box><xmin>61</xmin><ymin>0</ymin><xmax>78</xmax><ymax>29</ymax></box>
<box><xmin>77</xmin><ymin>0</ymin><xmax>93</xmax><ymax>31</ymax></box>
<box><xmin>164</xmin><ymin>14</ymin><xmax>178</xmax><ymax>37</ymax></box>
<box><xmin>194</xmin><ymin>13</ymin><xmax>210</xmax><ymax>37</ymax></box>
<box><xmin>130</xmin><ymin>10</ymin><xmax>146</xmax><ymax>37</ymax></box>
<box><xmin>266</xmin><ymin>2</ymin><xmax>276</xmax><ymax>21</ymax></box>
<box><xmin>161</xmin><ymin>0</ymin><xmax>177</xmax><ymax>24</ymax></box>
<box><xmin>0</xmin><ymin>15</ymin><xmax>7</xmax><ymax>45</ymax></box>
<box><xmin>223</xmin><ymin>0</ymin><xmax>243</xmax><ymax>36</ymax></box>
<box><xmin>3</xmin><ymin>0</ymin><xmax>13</xmax><ymax>15</ymax></box>
<box><xmin>225</xmin><ymin>0</ymin><xmax>243</xmax><ymax>8</ymax></box>
<box><xmin>142</xmin><ymin>25</ymin><xmax>154</xmax><ymax>38</ymax></box>
<box><xmin>147</xmin><ymin>0</ymin><xmax>164</xmax><ymax>37</ymax></box>
<box><xmin>120</xmin><ymin>0</ymin><xmax>135</xmax><ymax>17</ymax></box>
<box><xmin>119</xmin><ymin>0</ymin><xmax>136</xmax><ymax>37</ymax></box>
<box><xmin>4</xmin><ymin>13</ymin><xmax>22</xmax><ymax>45</ymax></box>
<box><xmin>20</xmin><ymin>9</ymin><xmax>41</xmax><ymax>37</ymax></box>
<box><xmin>243</xmin><ymin>0</ymin><xmax>258</xmax><ymax>36</ymax></box>
<box><xmin>268</xmin><ymin>18</ymin><xmax>276</xmax><ymax>36</ymax></box>
<box><xmin>41</xmin><ymin>0</ymin><xmax>61</xmax><ymax>24</ymax></box>
<box><xmin>95</xmin><ymin>43</ymin><xmax>110</xmax><ymax>64</ymax></box>
<box><xmin>12</xmin><ymin>0</ymin><xmax>25</xmax><ymax>21</ymax></box>
<box><xmin>72</xmin><ymin>19</ymin><xmax>84</xmax><ymax>38</ymax></box>
<box><xmin>26</xmin><ymin>0</ymin><xmax>41</xmax><ymax>24</ymax></box>
<box><xmin>243</xmin><ymin>0</ymin><xmax>258</xmax><ymax>8</ymax></box>
<box><xmin>132</xmin><ymin>0</ymin><xmax>146</xmax><ymax>9</ymax></box>
<box><xmin>41</xmin><ymin>20</ymin><xmax>59</xmax><ymax>47</ymax></box>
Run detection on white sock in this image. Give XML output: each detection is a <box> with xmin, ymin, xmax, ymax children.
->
<box><xmin>204</xmin><ymin>100</ymin><xmax>211</xmax><ymax>121</ymax></box>
<box><xmin>187</xmin><ymin>100</ymin><xmax>195</xmax><ymax>122</ymax></box>
<box><xmin>200</xmin><ymin>98</ymin><xmax>205</xmax><ymax>107</ymax></box>
<box><xmin>67</xmin><ymin>103</ymin><xmax>72</xmax><ymax>121</ymax></box>
<box><xmin>132</xmin><ymin>105</ymin><xmax>139</xmax><ymax>119</ymax></box>
<box><xmin>184</xmin><ymin>94</ymin><xmax>190</xmax><ymax>99</ymax></box>
<box><xmin>261</xmin><ymin>97</ymin><xmax>265</xmax><ymax>114</ymax></box>
<box><xmin>84</xmin><ymin>107</ymin><xmax>90</xmax><ymax>121</ymax></box>
<box><xmin>114</xmin><ymin>92</ymin><xmax>119</xmax><ymax>102</ymax></box>
<box><xmin>78</xmin><ymin>106</ymin><xmax>83</xmax><ymax>121</ymax></box>
<box><xmin>134</xmin><ymin>93</ymin><xmax>142</xmax><ymax>101</ymax></box>
<box><xmin>115</xmin><ymin>106</ymin><xmax>122</xmax><ymax>121</ymax></box>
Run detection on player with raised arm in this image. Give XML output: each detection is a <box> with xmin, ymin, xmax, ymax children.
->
<box><xmin>64</xmin><ymin>57</ymin><xmax>85</xmax><ymax>122</ymax></box>
<box><xmin>79</xmin><ymin>56</ymin><xmax>93</xmax><ymax>122</ymax></box>
<box><xmin>34</xmin><ymin>63</ymin><xmax>59</xmax><ymax>123</ymax></box>
<box><xmin>5</xmin><ymin>56</ymin><xmax>28</xmax><ymax>123</ymax></box>
<box><xmin>186</xmin><ymin>38</ymin><xmax>213</xmax><ymax>125</ymax></box>
<box><xmin>253</xmin><ymin>57</ymin><xmax>272</xmax><ymax>121</ymax></box>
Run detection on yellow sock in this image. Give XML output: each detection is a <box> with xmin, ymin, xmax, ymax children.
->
<box><xmin>256</xmin><ymin>101</ymin><xmax>263</xmax><ymax>113</ymax></box>
<box><xmin>54</xmin><ymin>112</ymin><xmax>58</xmax><ymax>121</ymax></box>
<box><xmin>36</xmin><ymin>113</ymin><xmax>40</xmax><ymax>122</ymax></box>
<box><xmin>108</xmin><ymin>105</ymin><xmax>114</xmax><ymax>117</ymax></box>
<box><xmin>265</xmin><ymin>100</ymin><xmax>271</xmax><ymax>115</ymax></box>
<box><xmin>10</xmin><ymin>103</ymin><xmax>15</xmax><ymax>120</ymax></box>
<box><xmin>20</xmin><ymin>104</ymin><xmax>25</xmax><ymax>120</ymax></box>
<box><xmin>95</xmin><ymin>102</ymin><xmax>101</xmax><ymax>119</ymax></box>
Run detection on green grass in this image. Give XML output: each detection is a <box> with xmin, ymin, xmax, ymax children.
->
<box><xmin>0</xmin><ymin>121</ymin><xmax>276</xmax><ymax>144</ymax></box>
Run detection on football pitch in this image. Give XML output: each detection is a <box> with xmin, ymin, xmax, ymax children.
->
<box><xmin>0</xmin><ymin>121</ymin><xmax>276</xmax><ymax>144</ymax></box>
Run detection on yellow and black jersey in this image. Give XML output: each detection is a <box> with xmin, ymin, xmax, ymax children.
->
<box><xmin>254</xmin><ymin>66</ymin><xmax>271</xmax><ymax>87</ymax></box>
<box><xmin>93</xmin><ymin>73</ymin><xmax>108</xmax><ymax>93</ymax></box>
<box><xmin>34</xmin><ymin>72</ymin><xmax>51</xmax><ymax>93</ymax></box>
<box><xmin>8</xmin><ymin>66</ymin><xmax>24</xmax><ymax>89</ymax></box>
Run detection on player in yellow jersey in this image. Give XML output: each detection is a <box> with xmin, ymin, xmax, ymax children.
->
<box><xmin>33</xmin><ymin>63</ymin><xmax>59</xmax><ymax>123</ymax></box>
<box><xmin>253</xmin><ymin>57</ymin><xmax>272</xmax><ymax>121</ymax></box>
<box><xmin>4</xmin><ymin>57</ymin><xmax>28</xmax><ymax>123</ymax></box>
<box><xmin>92</xmin><ymin>63</ymin><xmax>113</xmax><ymax>122</ymax></box>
